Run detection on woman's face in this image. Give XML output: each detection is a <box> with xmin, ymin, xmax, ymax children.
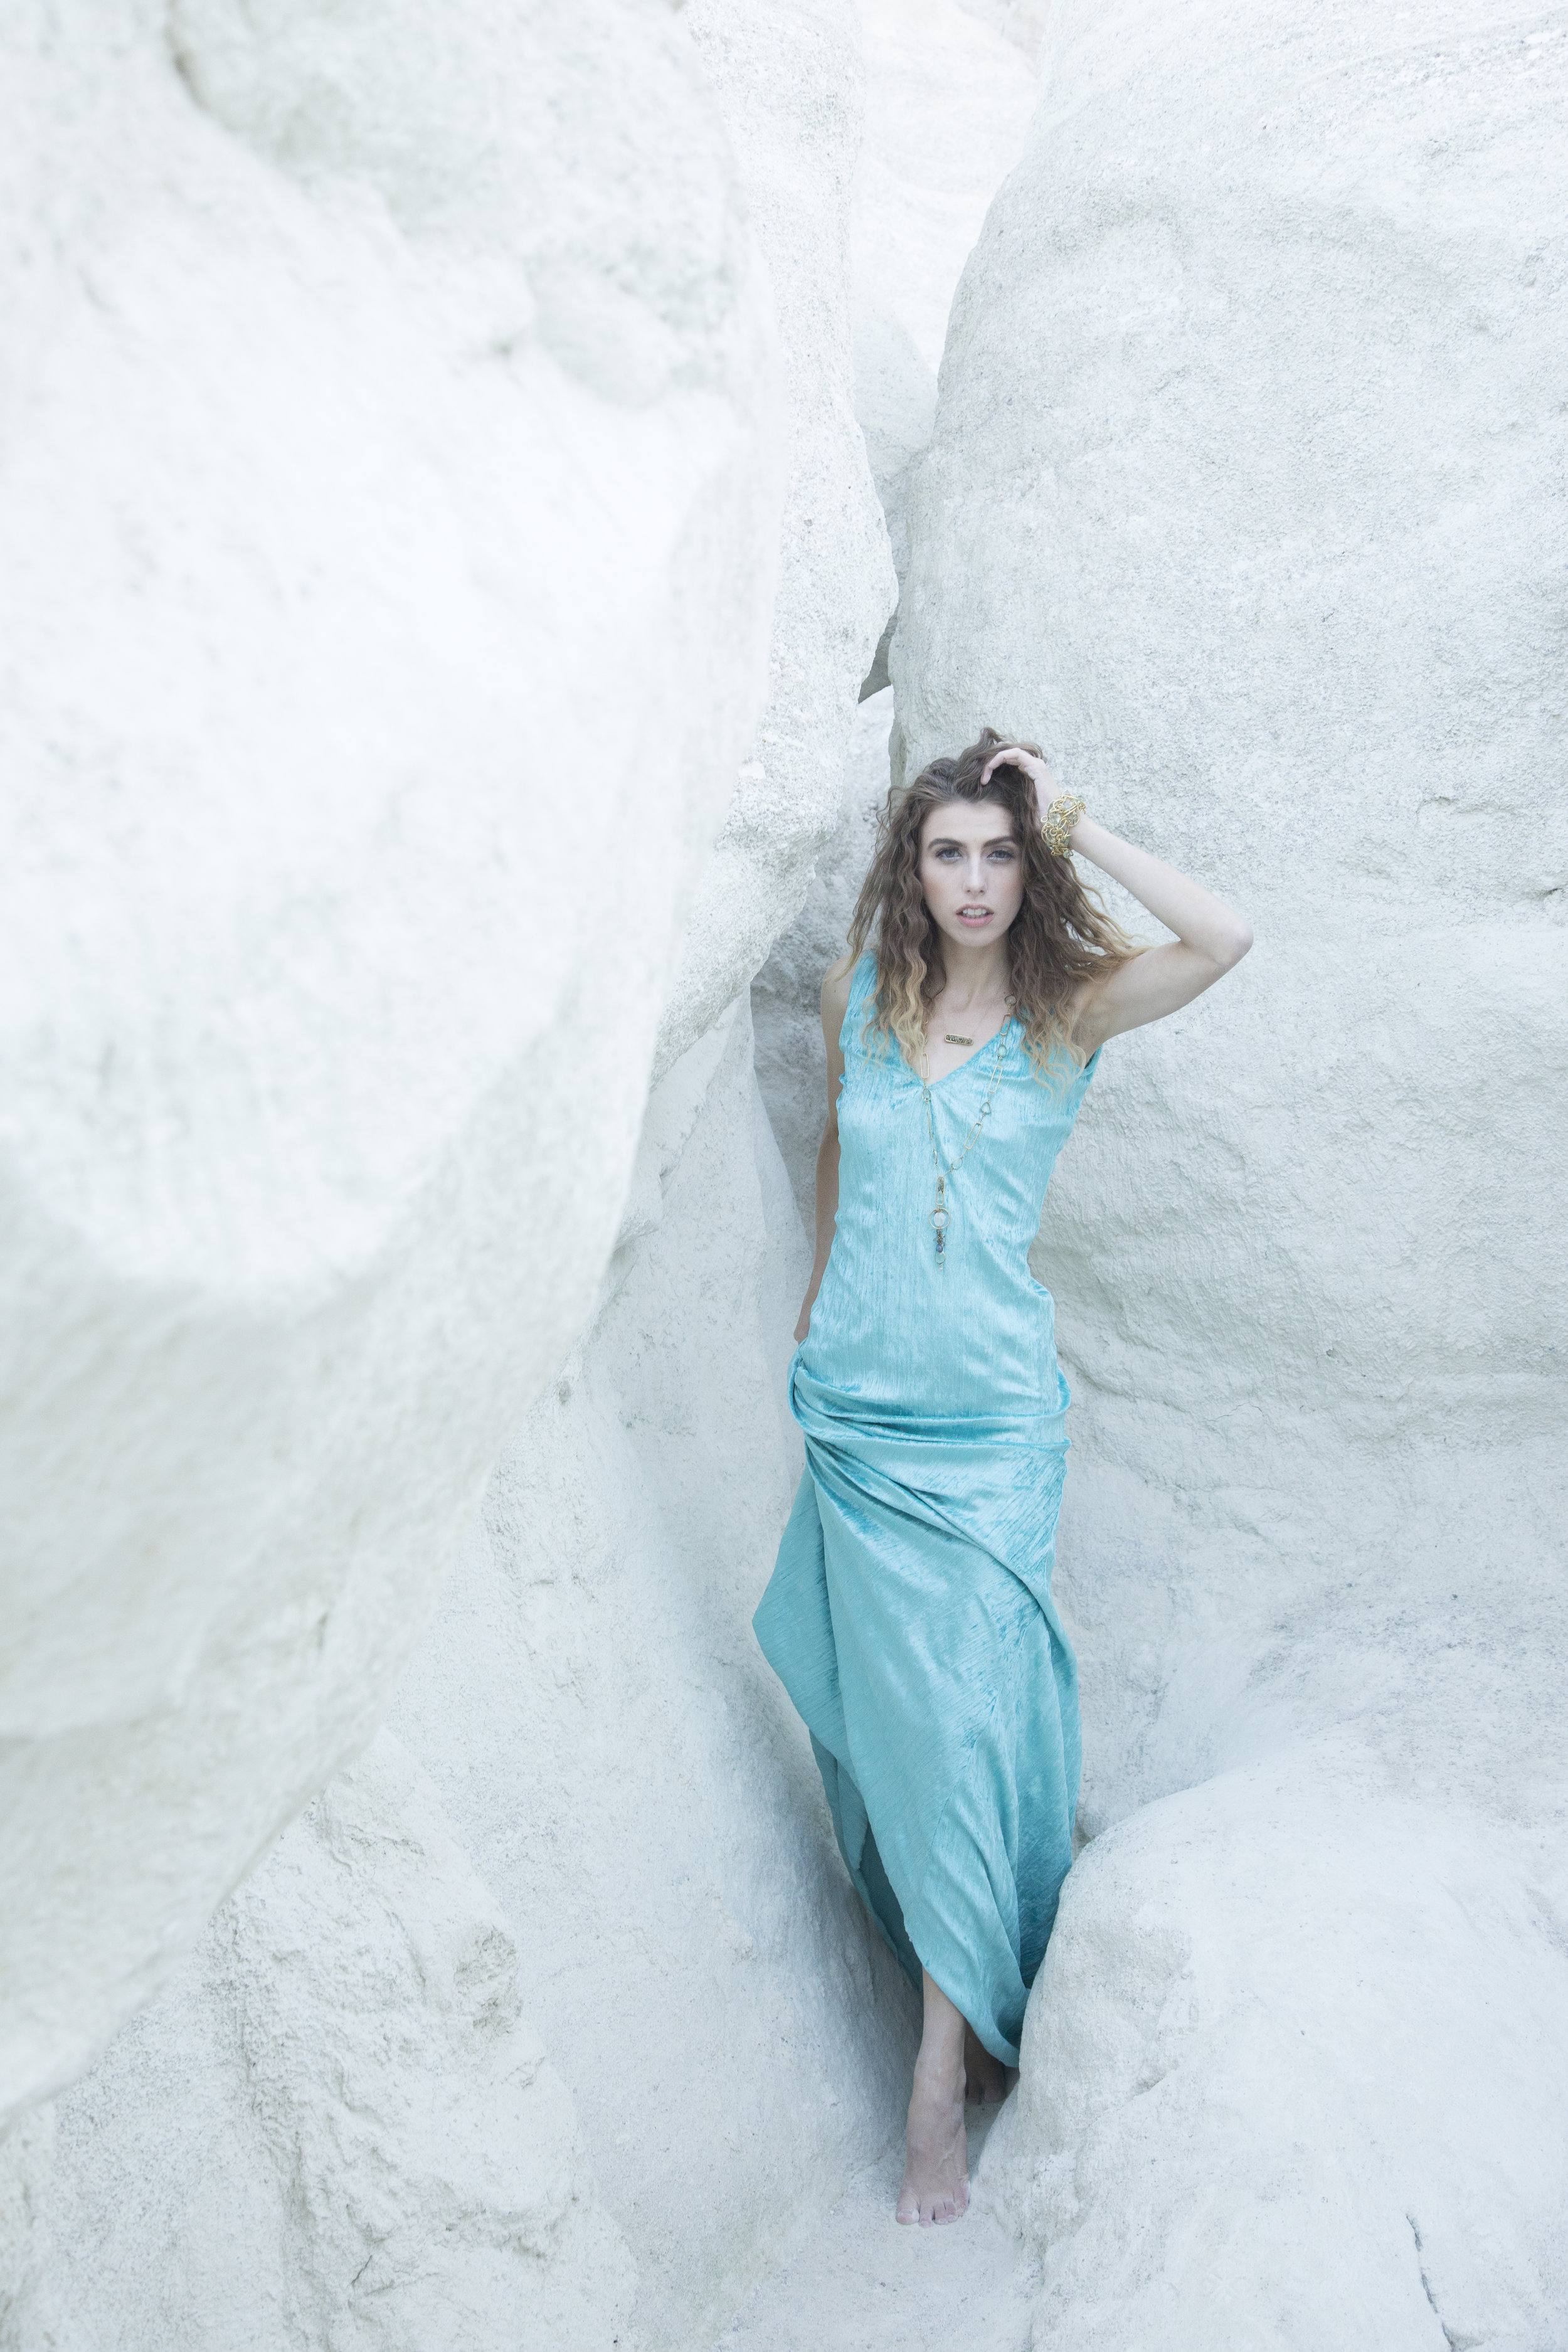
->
<box><xmin>918</xmin><ymin>798</ymin><xmax>1025</xmax><ymax>952</ymax></box>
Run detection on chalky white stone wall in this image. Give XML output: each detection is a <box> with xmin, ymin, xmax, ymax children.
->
<box><xmin>753</xmin><ymin>0</ymin><xmax>1043</xmax><ymax>1132</ymax></box>
<box><xmin>0</xmin><ymin>0</ymin><xmax>781</xmax><ymax>2148</ymax></box>
<box><xmin>388</xmin><ymin>1007</ymin><xmax>918</xmax><ymax>2349</ymax></box>
<box><xmin>19</xmin><ymin>1014</ymin><xmax>918</xmax><ymax>2351</ymax></box>
<box><xmin>3</xmin><ymin>0</ymin><xmax>910</xmax><ymax>2341</ymax></box>
<box><xmin>751</xmin><ymin>688</ymin><xmax>891</xmax><ymax>1234</ymax></box>
<box><xmin>14</xmin><ymin>0</ymin><xmax>1562</xmax><ymax>2344</ymax></box>
<box><xmin>851</xmin><ymin>0</ymin><xmax>1036</xmax><ymax>603</ymax></box>
<box><xmin>889</xmin><ymin>0</ymin><xmax>1568</xmax><ymax>2339</ymax></box>
<box><xmin>13</xmin><ymin>1735</ymin><xmax>640</xmax><ymax>2352</ymax></box>
<box><xmin>662</xmin><ymin>0</ymin><xmax>896</xmax><ymax>1067</ymax></box>
<box><xmin>955</xmin><ymin>0</ymin><xmax>1048</xmax><ymax>62</ymax></box>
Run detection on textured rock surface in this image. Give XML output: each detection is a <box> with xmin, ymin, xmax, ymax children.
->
<box><xmin>26</xmin><ymin>1007</ymin><xmax>918</xmax><ymax>2351</ymax></box>
<box><xmin>852</xmin><ymin>0</ymin><xmax>1036</xmax><ymax>608</ymax></box>
<box><xmin>953</xmin><ymin>0</ymin><xmax>1047</xmax><ymax>60</ymax></box>
<box><xmin>717</xmin><ymin>2104</ymin><xmax>1033</xmax><ymax>2352</ymax></box>
<box><xmin>389</xmin><ymin>1002</ymin><xmax>919</xmax><ymax>2349</ymax></box>
<box><xmin>3</xmin><ymin>4</ymin><xmax>921</xmax><ymax>2333</ymax></box>
<box><xmin>662</xmin><ymin>0</ymin><xmax>896</xmax><ymax>1069</ymax></box>
<box><xmin>13</xmin><ymin>0</ymin><xmax>1564</xmax><ymax>2343</ymax></box>
<box><xmin>0</xmin><ymin>2114</ymin><xmax>53</xmax><ymax>2350</ymax></box>
<box><xmin>0</xmin><ymin>0</ymin><xmax>778</xmax><ymax>2131</ymax></box>
<box><xmin>891</xmin><ymin>0</ymin><xmax>1568</xmax><ymax>2336</ymax></box>
<box><xmin>752</xmin><ymin>686</ymin><xmax>891</xmax><ymax>1234</ymax></box>
<box><xmin>756</xmin><ymin>0</ymin><xmax>1041</xmax><ymax>1185</ymax></box>
<box><xmin>10</xmin><ymin>1736</ymin><xmax>635</xmax><ymax>2351</ymax></box>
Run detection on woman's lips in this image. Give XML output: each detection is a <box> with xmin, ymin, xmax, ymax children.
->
<box><xmin>957</xmin><ymin>907</ymin><xmax>993</xmax><ymax>923</ymax></box>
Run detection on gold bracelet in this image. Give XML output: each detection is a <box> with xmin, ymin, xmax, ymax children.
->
<box><xmin>1042</xmin><ymin>792</ymin><xmax>1086</xmax><ymax>857</ymax></box>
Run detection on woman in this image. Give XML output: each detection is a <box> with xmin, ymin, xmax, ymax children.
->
<box><xmin>753</xmin><ymin>729</ymin><xmax>1251</xmax><ymax>2226</ymax></box>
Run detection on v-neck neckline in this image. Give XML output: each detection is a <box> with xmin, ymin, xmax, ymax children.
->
<box><xmin>902</xmin><ymin>1014</ymin><xmax>1017</xmax><ymax>1092</ymax></box>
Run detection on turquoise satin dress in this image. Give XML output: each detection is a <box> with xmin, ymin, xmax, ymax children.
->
<box><xmin>754</xmin><ymin>951</ymin><xmax>1103</xmax><ymax>2063</ymax></box>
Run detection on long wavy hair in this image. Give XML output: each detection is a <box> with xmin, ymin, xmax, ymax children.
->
<box><xmin>847</xmin><ymin>727</ymin><xmax>1143</xmax><ymax>1078</ymax></box>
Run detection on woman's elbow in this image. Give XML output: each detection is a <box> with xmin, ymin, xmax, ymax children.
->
<box><xmin>1215</xmin><ymin>918</ymin><xmax>1253</xmax><ymax>970</ymax></box>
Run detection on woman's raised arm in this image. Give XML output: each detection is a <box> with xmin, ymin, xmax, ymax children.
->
<box><xmin>1060</xmin><ymin>810</ymin><xmax>1252</xmax><ymax>1054</ymax></box>
<box><xmin>980</xmin><ymin>746</ymin><xmax>1253</xmax><ymax>1054</ymax></box>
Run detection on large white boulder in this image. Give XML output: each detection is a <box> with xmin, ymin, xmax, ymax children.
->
<box><xmin>753</xmin><ymin>0</ymin><xmax>1041</xmax><ymax>1151</ymax></box>
<box><xmin>752</xmin><ymin>686</ymin><xmax>890</xmax><ymax>1234</ymax></box>
<box><xmin>11</xmin><ymin>1735</ymin><xmax>637</xmax><ymax>2351</ymax></box>
<box><xmin>0</xmin><ymin>0</ymin><xmax>780</xmax><ymax>2132</ymax></box>
<box><xmin>5</xmin><ymin>3</ymin><xmax>917</xmax><ymax>2335</ymax></box>
<box><xmin>23</xmin><ymin>1006</ymin><xmax>919</xmax><ymax>2351</ymax></box>
<box><xmin>389</xmin><ymin>1005</ymin><xmax>919</xmax><ymax>2346</ymax></box>
<box><xmin>894</xmin><ymin>0</ymin><xmax>1568</xmax><ymax>2334</ymax></box>
<box><xmin>662</xmin><ymin>0</ymin><xmax>896</xmax><ymax>1067</ymax></box>
<box><xmin>851</xmin><ymin>0</ymin><xmax>1036</xmax><ymax>605</ymax></box>
<box><xmin>953</xmin><ymin>0</ymin><xmax>1047</xmax><ymax>60</ymax></box>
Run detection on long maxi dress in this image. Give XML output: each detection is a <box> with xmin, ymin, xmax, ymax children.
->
<box><xmin>753</xmin><ymin>950</ymin><xmax>1104</xmax><ymax>2065</ymax></box>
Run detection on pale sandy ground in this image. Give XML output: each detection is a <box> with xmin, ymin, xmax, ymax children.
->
<box><xmin>718</xmin><ymin>2104</ymin><xmax>1036</xmax><ymax>2352</ymax></box>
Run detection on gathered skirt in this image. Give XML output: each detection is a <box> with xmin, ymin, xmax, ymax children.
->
<box><xmin>753</xmin><ymin>1357</ymin><xmax>1081</xmax><ymax>2065</ymax></box>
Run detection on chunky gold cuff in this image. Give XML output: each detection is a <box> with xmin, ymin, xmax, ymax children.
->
<box><xmin>1042</xmin><ymin>792</ymin><xmax>1086</xmax><ymax>857</ymax></box>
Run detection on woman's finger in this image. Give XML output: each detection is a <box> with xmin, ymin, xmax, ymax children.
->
<box><xmin>981</xmin><ymin>745</ymin><xmax>1028</xmax><ymax>783</ymax></box>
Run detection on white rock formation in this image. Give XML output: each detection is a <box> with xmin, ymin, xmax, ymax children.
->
<box><xmin>953</xmin><ymin>0</ymin><xmax>1047</xmax><ymax>60</ymax></box>
<box><xmin>0</xmin><ymin>0</ymin><xmax>780</xmax><ymax>2137</ymax></box>
<box><xmin>16</xmin><ymin>0</ymin><xmax>1564</xmax><ymax>2341</ymax></box>
<box><xmin>0</xmin><ymin>2116</ymin><xmax>53</xmax><ymax>2352</ymax></box>
<box><xmin>388</xmin><ymin>1005</ymin><xmax>919</xmax><ymax>2348</ymax></box>
<box><xmin>24</xmin><ymin>1005</ymin><xmax>919</xmax><ymax>2351</ymax></box>
<box><xmin>13</xmin><ymin>1735</ymin><xmax>637</xmax><ymax>2352</ymax></box>
<box><xmin>753</xmin><ymin>0</ymin><xmax>1042</xmax><ymax>1138</ymax></box>
<box><xmin>752</xmin><ymin>686</ymin><xmax>890</xmax><ymax>1234</ymax></box>
<box><xmin>4</xmin><ymin>2</ymin><xmax>916</xmax><ymax>2340</ymax></box>
<box><xmin>851</xmin><ymin>0</ymin><xmax>1036</xmax><ymax>608</ymax></box>
<box><xmin>891</xmin><ymin>0</ymin><xmax>1568</xmax><ymax>2337</ymax></box>
<box><xmin>663</xmin><ymin>0</ymin><xmax>896</xmax><ymax>1066</ymax></box>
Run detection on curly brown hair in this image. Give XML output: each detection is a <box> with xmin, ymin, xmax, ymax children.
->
<box><xmin>846</xmin><ymin>727</ymin><xmax>1143</xmax><ymax>1078</ymax></box>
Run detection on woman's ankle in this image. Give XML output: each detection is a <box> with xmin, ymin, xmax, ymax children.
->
<box><xmin>911</xmin><ymin>2041</ymin><xmax>964</xmax><ymax>2097</ymax></box>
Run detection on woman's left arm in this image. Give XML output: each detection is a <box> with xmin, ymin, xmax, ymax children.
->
<box><xmin>1065</xmin><ymin>810</ymin><xmax>1253</xmax><ymax>1054</ymax></box>
<box><xmin>979</xmin><ymin>741</ymin><xmax>1252</xmax><ymax>1054</ymax></box>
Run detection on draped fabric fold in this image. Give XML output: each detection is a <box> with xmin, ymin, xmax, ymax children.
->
<box><xmin>757</xmin><ymin>1364</ymin><xmax>1079</xmax><ymax>2062</ymax></box>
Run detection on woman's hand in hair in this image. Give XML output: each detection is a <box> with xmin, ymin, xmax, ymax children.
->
<box><xmin>979</xmin><ymin>743</ymin><xmax>1063</xmax><ymax>812</ymax></box>
<box><xmin>977</xmin><ymin>739</ymin><xmax>1252</xmax><ymax>1049</ymax></box>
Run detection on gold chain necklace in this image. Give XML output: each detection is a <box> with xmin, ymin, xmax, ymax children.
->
<box><xmin>920</xmin><ymin>1014</ymin><xmax>1013</xmax><ymax>1270</ymax></box>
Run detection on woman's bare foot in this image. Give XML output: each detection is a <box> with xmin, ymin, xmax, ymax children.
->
<box><xmin>963</xmin><ymin>2024</ymin><xmax>1009</xmax><ymax>2104</ymax></box>
<box><xmin>897</xmin><ymin>2050</ymin><xmax>968</xmax><ymax>2224</ymax></box>
<box><xmin>896</xmin><ymin>1971</ymin><xmax>970</xmax><ymax>2225</ymax></box>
